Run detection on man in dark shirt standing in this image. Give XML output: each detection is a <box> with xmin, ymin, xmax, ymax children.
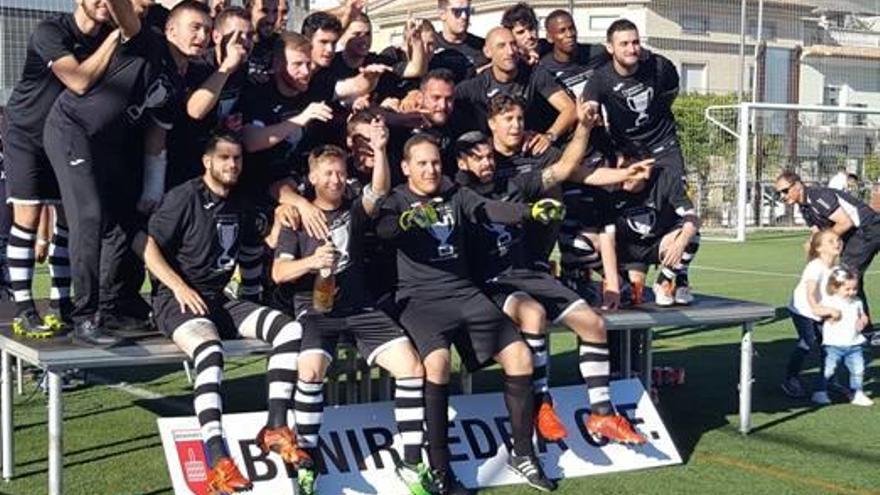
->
<box><xmin>4</xmin><ymin>0</ymin><xmax>118</xmax><ymax>337</ymax></box>
<box><xmin>377</xmin><ymin>135</ymin><xmax>564</xmax><ymax>493</ymax></box>
<box><xmin>244</xmin><ymin>0</ymin><xmax>279</xmax><ymax>82</ymax></box>
<box><xmin>432</xmin><ymin>0</ymin><xmax>488</xmax><ymax>83</ymax></box>
<box><xmin>539</xmin><ymin>10</ymin><xmax>610</xmax><ymax>100</ymax></box>
<box><xmin>776</xmin><ymin>171</ymin><xmax>880</xmax><ymax>325</ymax></box>
<box><xmin>584</xmin><ymin>20</ymin><xmax>684</xmax><ymax>178</ymax></box>
<box><xmin>144</xmin><ymin>131</ymin><xmax>303</xmax><ymax>495</ymax></box>
<box><xmin>501</xmin><ymin>3</ymin><xmax>551</xmax><ymax>65</ymax></box>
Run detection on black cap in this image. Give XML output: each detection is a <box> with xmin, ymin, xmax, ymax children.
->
<box><xmin>455</xmin><ymin>131</ymin><xmax>490</xmax><ymax>158</ymax></box>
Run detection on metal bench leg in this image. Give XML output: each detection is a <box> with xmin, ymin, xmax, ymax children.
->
<box><xmin>739</xmin><ymin>322</ymin><xmax>754</xmax><ymax>435</ymax></box>
<box><xmin>643</xmin><ymin>328</ymin><xmax>654</xmax><ymax>393</ymax></box>
<box><xmin>623</xmin><ymin>329</ymin><xmax>632</xmax><ymax>379</ymax></box>
<box><xmin>15</xmin><ymin>359</ymin><xmax>22</xmax><ymax>396</ymax></box>
<box><xmin>460</xmin><ymin>368</ymin><xmax>472</xmax><ymax>395</ymax></box>
<box><xmin>359</xmin><ymin>361</ymin><xmax>372</xmax><ymax>403</ymax></box>
<box><xmin>378</xmin><ymin>369</ymin><xmax>391</xmax><ymax>401</ymax></box>
<box><xmin>182</xmin><ymin>361</ymin><xmax>193</xmax><ymax>385</ymax></box>
<box><xmin>48</xmin><ymin>371</ymin><xmax>63</xmax><ymax>495</ymax></box>
<box><xmin>1</xmin><ymin>351</ymin><xmax>13</xmax><ymax>480</ymax></box>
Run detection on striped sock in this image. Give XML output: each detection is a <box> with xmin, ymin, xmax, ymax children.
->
<box><xmin>7</xmin><ymin>223</ymin><xmax>36</xmax><ymax>315</ymax></box>
<box><xmin>394</xmin><ymin>377</ymin><xmax>425</xmax><ymax>465</ymax></box>
<box><xmin>523</xmin><ymin>333</ymin><xmax>549</xmax><ymax>398</ymax></box>
<box><xmin>257</xmin><ymin>315</ymin><xmax>301</xmax><ymax>428</ymax></box>
<box><xmin>294</xmin><ymin>380</ymin><xmax>324</xmax><ymax>449</ymax></box>
<box><xmin>193</xmin><ymin>340</ymin><xmax>226</xmax><ymax>466</ymax></box>
<box><xmin>579</xmin><ymin>340</ymin><xmax>612</xmax><ymax>416</ymax></box>
<box><xmin>48</xmin><ymin>217</ymin><xmax>71</xmax><ymax>314</ymax></box>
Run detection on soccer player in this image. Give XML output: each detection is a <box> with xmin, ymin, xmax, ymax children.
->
<box><xmin>244</xmin><ymin>0</ymin><xmax>280</xmax><ymax>82</ymax></box>
<box><xmin>776</xmin><ymin>171</ymin><xmax>880</xmax><ymax>323</ymax></box>
<box><xmin>539</xmin><ymin>10</ymin><xmax>610</xmax><ymax>99</ymax></box>
<box><xmin>143</xmin><ymin>131</ymin><xmax>302</xmax><ymax>494</ymax></box>
<box><xmin>301</xmin><ymin>11</ymin><xmax>344</xmax><ymax>71</ymax></box>
<box><xmin>432</xmin><ymin>0</ymin><xmax>488</xmax><ymax>83</ymax></box>
<box><xmin>456</xmin><ymin>101</ymin><xmax>649</xmax><ymax>446</ymax></box>
<box><xmin>4</xmin><ymin>0</ymin><xmax>118</xmax><ymax>337</ymax></box>
<box><xmin>273</xmin><ymin>135</ymin><xmax>434</xmax><ymax>495</ymax></box>
<box><xmin>583</xmin><ymin>20</ymin><xmax>685</xmax><ymax>178</ymax></box>
<box><xmin>43</xmin><ymin>1</ymin><xmax>208</xmax><ymax>345</ymax></box>
<box><xmin>500</xmin><ymin>3</ymin><xmax>551</xmax><ymax>65</ymax></box>
<box><xmin>454</xmin><ymin>27</ymin><xmax>575</xmax><ymax>155</ymax></box>
<box><xmin>377</xmin><ymin>135</ymin><xmax>564</xmax><ymax>493</ymax></box>
<box><xmin>608</xmin><ymin>162</ymin><xmax>701</xmax><ymax>306</ymax></box>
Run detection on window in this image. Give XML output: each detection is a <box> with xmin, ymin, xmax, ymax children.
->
<box><xmin>681</xmin><ymin>14</ymin><xmax>708</xmax><ymax>34</ymax></box>
<box><xmin>849</xmin><ymin>103</ymin><xmax>867</xmax><ymax>126</ymax></box>
<box><xmin>823</xmin><ymin>85</ymin><xmax>841</xmax><ymax>125</ymax></box>
<box><xmin>681</xmin><ymin>63</ymin><xmax>707</xmax><ymax>94</ymax></box>
<box><xmin>589</xmin><ymin>15</ymin><xmax>618</xmax><ymax>32</ymax></box>
<box><xmin>749</xmin><ymin>20</ymin><xmax>778</xmax><ymax>41</ymax></box>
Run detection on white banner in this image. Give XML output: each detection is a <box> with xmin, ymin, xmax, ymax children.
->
<box><xmin>158</xmin><ymin>379</ymin><xmax>681</xmax><ymax>495</ymax></box>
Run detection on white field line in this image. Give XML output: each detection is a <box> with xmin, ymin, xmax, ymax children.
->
<box><xmin>690</xmin><ymin>265</ymin><xmax>880</xmax><ymax>279</ymax></box>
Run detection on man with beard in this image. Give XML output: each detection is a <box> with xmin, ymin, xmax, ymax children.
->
<box><xmin>144</xmin><ymin>131</ymin><xmax>303</xmax><ymax>495</ymax></box>
<box><xmin>454</xmin><ymin>27</ymin><xmax>575</xmax><ymax>156</ymax></box>
<box><xmin>168</xmin><ymin>6</ymin><xmax>252</xmax><ymax>188</ymax></box>
<box><xmin>244</xmin><ymin>0</ymin><xmax>279</xmax><ymax>82</ymax></box>
<box><xmin>43</xmin><ymin>0</ymin><xmax>210</xmax><ymax>345</ymax></box>
<box><xmin>432</xmin><ymin>0</ymin><xmax>488</xmax><ymax>83</ymax></box>
<box><xmin>4</xmin><ymin>0</ymin><xmax>118</xmax><ymax>336</ymax></box>
<box><xmin>501</xmin><ymin>3</ymin><xmax>551</xmax><ymax>65</ymax></box>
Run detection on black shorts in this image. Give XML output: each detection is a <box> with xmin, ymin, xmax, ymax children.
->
<box><xmin>617</xmin><ymin>238</ymin><xmax>662</xmax><ymax>271</ymax></box>
<box><xmin>397</xmin><ymin>288</ymin><xmax>523</xmax><ymax>372</ymax></box>
<box><xmin>4</xmin><ymin>126</ymin><xmax>61</xmax><ymax>204</ymax></box>
<box><xmin>299</xmin><ymin>308</ymin><xmax>410</xmax><ymax>365</ymax></box>
<box><xmin>842</xmin><ymin>223</ymin><xmax>880</xmax><ymax>275</ymax></box>
<box><xmin>650</xmin><ymin>140</ymin><xmax>687</xmax><ymax>182</ymax></box>
<box><xmin>483</xmin><ymin>269</ymin><xmax>587</xmax><ymax>324</ymax></box>
<box><xmin>153</xmin><ymin>293</ymin><xmax>264</xmax><ymax>339</ymax></box>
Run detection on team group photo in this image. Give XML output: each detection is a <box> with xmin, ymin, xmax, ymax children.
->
<box><xmin>0</xmin><ymin>0</ymin><xmax>877</xmax><ymax>494</ymax></box>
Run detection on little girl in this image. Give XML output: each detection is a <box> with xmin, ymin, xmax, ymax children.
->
<box><xmin>781</xmin><ymin>230</ymin><xmax>840</xmax><ymax>400</ymax></box>
<box><xmin>819</xmin><ymin>267</ymin><xmax>873</xmax><ymax>406</ymax></box>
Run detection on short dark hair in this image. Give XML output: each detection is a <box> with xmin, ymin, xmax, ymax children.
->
<box><xmin>215</xmin><ymin>6</ymin><xmax>250</xmax><ymax>30</ymax></box>
<box><xmin>308</xmin><ymin>144</ymin><xmax>348</xmax><ymax>170</ymax></box>
<box><xmin>301</xmin><ymin>11</ymin><xmax>342</xmax><ymax>39</ymax></box>
<box><xmin>776</xmin><ymin>170</ymin><xmax>801</xmax><ymax>184</ymax></box>
<box><xmin>606</xmin><ymin>19</ymin><xmax>638</xmax><ymax>42</ymax></box>
<box><xmin>167</xmin><ymin>0</ymin><xmax>210</xmax><ymax>25</ymax></box>
<box><xmin>403</xmin><ymin>134</ymin><xmax>440</xmax><ymax>162</ymax></box>
<box><xmin>544</xmin><ymin>9</ymin><xmax>572</xmax><ymax>31</ymax></box>
<box><xmin>345</xmin><ymin>107</ymin><xmax>383</xmax><ymax>137</ymax></box>
<box><xmin>488</xmin><ymin>94</ymin><xmax>526</xmax><ymax>119</ymax></box>
<box><xmin>501</xmin><ymin>3</ymin><xmax>538</xmax><ymax>31</ymax></box>
<box><xmin>205</xmin><ymin>130</ymin><xmax>242</xmax><ymax>155</ymax></box>
<box><xmin>455</xmin><ymin>131</ymin><xmax>490</xmax><ymax>159</ymax></box>
<box><xmin>420</xmin><ymin>68</ymin><xmax>455</xmax><ymax>89</ymax></box>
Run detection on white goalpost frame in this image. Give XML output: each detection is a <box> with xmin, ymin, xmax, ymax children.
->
<box><xmin>706</xmin><ymin>102</ymin><xmax>880</xmax><ymax>242</ymax></box>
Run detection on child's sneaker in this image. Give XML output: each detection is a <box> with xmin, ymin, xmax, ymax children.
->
<box><xmin>780</xmin><ymin>377</ymin><xmax>806</xmax><ymax>398</ymax></box>
<box><xmin>851</xmin><ymin>391</ymin><xmax>874</xmax><ymax>407</ymax></box>
<box><xmin>811</xmin><ymin>390</ymin><xmax>831</xmax><ymax>405</ymax></box>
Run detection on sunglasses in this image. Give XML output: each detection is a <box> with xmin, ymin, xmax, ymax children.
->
<box><xmin>775</xmin><ymin>185</ymin><xmax>792</xmax><ymax>198</ymax></box>
<box><xmin>449</xmin><ymin>6</ymin><xmax>473</xmax><ymax>18</ymax></box>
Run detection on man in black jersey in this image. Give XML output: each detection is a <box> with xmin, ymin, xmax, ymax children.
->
<box><xmin>776</xmin><ymin>171</ymin><xmax>880</xmax><ymax>324</ymax></box>
<box><xmin>500</xmin><ymin>3</ymin><xmax>551</xmax><ymax>66</ymax></box>
<box><xmin>4</xmin><ymin>0</ymin><xmax>118</xmax><ymax>337</ymax></box>
<box><xmin>607</xmin><ymin>163</ymin><xmax>701</xmax><ymax>306</ymax></box>
<box><xmin>583</xmin><ymin>20</ymin><xmax>685</xmax><ymax>178</ymax></box>
<box><xmin>377</xmin><ymin>135</ymin><xmax>565</xmax><ymax>493</ymax></box>
<box><xmin>244</xmin><ymin>0</ymin><xmax>279</xmax><ymax>82</ymax></box>
<box><xmin>539</xmin><ymin>10</ymin><xmax>610</xmax><ymax>100</ymax></box>
<box><xmin>432</xmin><ymin>0</ymin><xmax>488</xmax><ymax>83</ymax></box>
<box><xmin>43</xmin><ymin>1</ymin><xmax>207</xmax><ymax>345</ymax></box>
<box><xmin>454</xmin><ymin>27</ymin><xmax>575</xmax><ymax>155</ymax></box>
<box><xmin>144</xmin><ymin>131</ymin><xmax>303</xmax><ymax>495</ymax></box>
<box><xmin>301</xmin><ymin>11</ymin><xmax>343</xmax><ymax>71</ymax></box>
<box><xmin>273</xmin><ymin>140</ymin><xmax>434</xmax><ymax>495</ymax></box>
<box><xmin>456</xmin><ymin>101</ymin><xmax>650</xmax><ymax>447</ymax></box>
<box><xmin>168</xmin><ymin>6</ymin><xmax>252</xmax><ymax>188</ymax></box>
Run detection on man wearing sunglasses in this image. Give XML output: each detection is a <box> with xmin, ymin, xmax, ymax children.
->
<box><xmin>432</xmin><ymin>0</ymin><xmax>488</xmax><ymax>83</ymax></box>
<box><xmin>775</xmin><ymin>171</ymin><xmax>880</xmax><ymax>332</ymax></box>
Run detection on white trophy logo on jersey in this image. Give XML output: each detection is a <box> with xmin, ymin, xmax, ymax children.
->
<box><xmin>329</xmin><ymin>213</ymin><xmax>352</xmax><ymax>273</ymax></box>
<box><xmin>215</xmin><ymin>216</ymin><xmax>240</xmax><ymax>271</ymax></box>
<box><xmin>625</xmin><ymin>207</ymin><xmax>657</xmax><ymax>239</ymax></box>
<box><xmin>126</xmin><ymin>75</ymin><xmax>172</xmax><ymax>122</ymax></box>
<box><xmin>427</xmin><ymin>203</ymin><xmax>456</xmax><ymax>259</ymax></box>
<box><xmin>484</xmin><ymin>223</ymin><xmax>513</xmax><ymax>256</ymax></box>
<box><xmin>626</xmin><ymin>87</ymin><xmax>654</xmax><ymax>127</ymax></box>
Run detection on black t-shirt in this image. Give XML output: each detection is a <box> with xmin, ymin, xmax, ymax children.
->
<box><xmin>275</xmin><ymin>198</ymin><xmax>372</xmax><ymax>314</ymax></box>
<box><xmin>144</xmin><ymin>4</ymin><xmax>170</xmax><ymax>34</ymax></box>
<box><xmin>376</xmin><ymin>180</ymin><xmax>528</xmax><ymax>298</ymax></box>
<box><xmin>6</xmin><ymin>14</ymin><xmax>111</xmax><ymax>146</ymax></box>
<box><xmin>538</xmin><ymin>44</ymin><xmax>609</xmax><ymax>100</ymax></box>
<box><xmin>51</xmin><ymin>27</ymin><xmax>184</xmax><ymax>141</ymax></box>
<box><xmin>248</xmin><ymin>33</ymin><xmax>277</xmax><ymax>83</ymax></box>
<box><xmin>167</xmin><ymin>56</ymin><xmax>249</xmax><ymax>188</ymax></box>
<box><xmin>801</xmin><ymin>186</ymin><xmax>878</xmax><ymax>232</ymax></box>
<box><xmin>327</xmin><ymin>52</ymin><xmax>401</xmax><ymax>103</ymax></box>
<box><xmin>432</xmin><ymin>33</ymin><xmax>488</xmax><ymax>83</ymax></box>
<box><xmin>456</xmin><ymin>169</ymin><xmax>543</xmax><ymax>282</ymax></box>
<box><xmin>453</xmin><ymin>63</ymin><xmax>564</xmax><ymax>134</ymax></box>
<box><xmin>149</xmin><ymin>178</ymin><xmax>262</xmax><ymax>301</ymax></box>
<box><xmin>608</xmin><ymin>166</ymin><xmax>695</xmax><ymax>243</ymax></box>
<box><xmin>583</xmin><ymin>53</ymin><xmax>680</xmax><ymax>155</ymax></box>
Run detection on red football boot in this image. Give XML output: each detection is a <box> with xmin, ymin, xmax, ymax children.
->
<box><xmin>256</xmin><ymin>425</ymin><xmax>311</xmax><ymax>465</ymax></box>
<box><xmin>586</xmin><ymin>413</ymin><xmax>647</xmax><ymax>444</ymax></box>
<box><xmin>207</xmin><ymin>457</ymin><xmax>253</xmax><ymax>494</ymax></box>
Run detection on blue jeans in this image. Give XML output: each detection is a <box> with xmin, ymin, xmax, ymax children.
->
<box><xmin>821</xmin><ymin>345</ymin><xmax>866</xmax><ymax>392</ymax></box>
<box><xmin>786</xmin><ymin>313</ymin><xmax>824</xmax><ymax>380</ymax></box>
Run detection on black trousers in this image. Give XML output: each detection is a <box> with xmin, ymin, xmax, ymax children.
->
<box><xmin>842</xmin><ymin>223</ymin><xmax>880</xmax><ymax>321</ymax></box>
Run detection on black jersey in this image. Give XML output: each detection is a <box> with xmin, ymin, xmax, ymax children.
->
<box><xmin>5</xmin><ymin>14</ymin><xmax>111</xmax><ymax>147</ymax></box>
<box><xmin>432</xmin><ymin>33</ymin><xmax>488</xmax><ymax>83</ymax></box>
<box><xmin>454</xmin><ymin>63</ymin><xmax>563</xmax><ymax>134</ymax></box>
<box><xmin>493</xmin><ymin>146</ymin><xmax>561</xmax><ymax>180</ymax></box>
<box><xmin>327</xmin><ymin>52</ymin><xmax>401</xmax><ymax>102</ymax></box>
<box><xmin>801</xmin><ymin>186</ymin><xmax>879</xmax><ymax>232</ymax></box>
<box><xmin>149</xmin><ymin>178</ymin><xmax>262</xmax><ymax>300</ymax></box>
<box><xmin>376</xmin><ymin>180</ymin><xmax>529</xmax><ymax>298</ymax></box>
<box><xmin>144</xmin><ymin>4</ymin><xmax>170</xmax><ymax>34</ymax></box>
<box><xmin>583</xmin><ymin>53</ymin><xmax>679</xmax><ymax>155</ymax></box>
<box><xmin>50</xmin><ymin>27</ymin><xmax>184</xmax><ymax>141</ymax></box>
<box><xmin>167</xmin><ymin>57</ymin><xmax>248</xmax><ymax>188</ymax></box>
<box><xmin>538</xmin><ymin>44</ymin><xmax>609</xmax><ymax>99</ymax></box>
<box><xmin>608</xmin><ymin>166</ymin><xmax>695</xmax><ymax>243</ymax></box>
<box><xmin>456</xmin><ymin>169</ymin><xmax>544</xmax><ymax>282</ymax></box>
<box><xmin>275</xmin><ymin>198</ymin><xmax>372</xmax><ymax>314</ymax></box>
<box><xmin>248</xmin><ymin>33</ymin><xmax>277</xmax><ymax>82</ymax></box>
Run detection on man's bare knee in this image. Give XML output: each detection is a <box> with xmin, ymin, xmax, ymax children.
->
<box><xmin>423</xmin><ymin>349</ymin><xmax>451</xmax><ymax>384</ymax></box>
<box><xmin>565</xmin><ymin>306</ymin><xmax>607</xmax><ymax>342</ymax></box>
<box><xmin>297</xmin><ymin>352</ymin><xmax>330</xmax><ymax>382</ymax></box>
<box><xmin>172</xmin><ymin>319</ymin><xmax>220</xmax><ymax>358</ymax></box>
<box><xmin>376</xmin><ymin>341</ymin><xmax>425</xmax><ymax>378</ymax></box>
<box><xmin>495</xmin><ymin>341</ymin><xmax>533</xmax><ymax>376</ymax></box>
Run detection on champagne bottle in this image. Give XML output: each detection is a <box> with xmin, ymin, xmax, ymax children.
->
<box><xmin>313</xmin><ymin>241</ymin><xmax>336</xmax><ymax>313</ymax></box>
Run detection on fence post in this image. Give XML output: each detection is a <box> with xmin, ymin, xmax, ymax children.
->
<box><xmin>736</xmin><ymin>103</ymin><xmax>750</xmax><ymax>242</ymax></box>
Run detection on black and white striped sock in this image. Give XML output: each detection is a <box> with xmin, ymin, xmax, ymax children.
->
<box><xmin>394</xmin><ymin>376</ymin><xmax>425</xmax><ymax>466</ymax></box>
<box><xmin>7</xmin><ymin>223</ymin><xmax>36</xmax><ymax>315</ymax></box>
<box><xmin>294</xmin><ymin>380</ymin><xmax>324</xmax><ymax>449</ymax></box>
<box><xmin>256</xmin><ymin>313</ymin><xmax>301</xmax><ymax>429</ymax></box>
<box><xmin>48</xmin><ymin>217</ymin><xmax>71</xmax><ymax>313</ymax></box>
<box><xmin>522</xmin><ymin>333</ymin><xmax>550</xmax><ymax>398</ymax></box>
<box><xmin>578</xmin><ymin>340</ymin><xmax>612</xmax><ymax>416</ymax></box>
<box><xmin>674</xmin><ymin>234</ymin><xmax>701</xmax><ymax>282</ymax></box>
<box><xmin>193</xmin><ymin>340</ymin><xmax>227</xmax><ymax>466</ymax></box>
<box><xmin>238</xmin><ymin>244</ymin><xmax>264</xmax><ymax>300</ymax></box>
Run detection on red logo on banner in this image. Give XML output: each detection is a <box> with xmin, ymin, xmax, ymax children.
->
<box><xmin>174</xmin><ymin>430</ymin><xmax>209</xmax><ymax>495</ymax></box>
